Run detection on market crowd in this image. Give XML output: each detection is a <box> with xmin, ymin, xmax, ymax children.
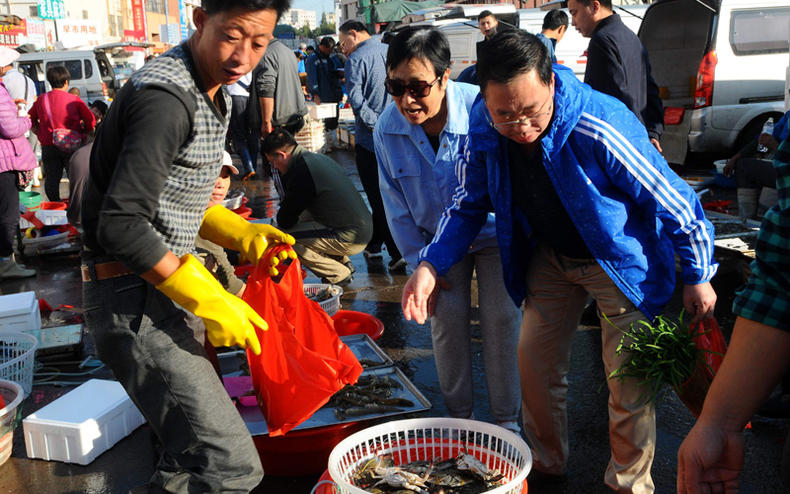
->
<box><xmin>0</xmin><ymin>0</ymin><xmax>786</xmax><ymax>493</ymax></box>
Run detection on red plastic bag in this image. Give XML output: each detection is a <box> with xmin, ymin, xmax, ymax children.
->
<box><xmin>242</xmin><ymin>245</ymin><xmax>362</xmax><ymax>436</ymax></box>
<box><xmin>691</xmin><ymin>317</ymin><xmax>728</xmax><ymax>378</ymax></box>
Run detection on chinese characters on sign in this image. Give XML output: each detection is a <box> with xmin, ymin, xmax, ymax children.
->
<box><xmin>38</xmin><ymin>0</ymin><xmax>65</xmax><ymax>20</ymax></box>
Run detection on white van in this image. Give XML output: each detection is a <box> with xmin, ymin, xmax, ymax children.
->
<box><xmin>16</xmin><ymin>49</ymin><xmax>116</xmax><ymax>104</ymax></box>
<box><xmin>639</xmin><ymin>0</ymin><xmax>790</xmax><ymax>165</ymax></box>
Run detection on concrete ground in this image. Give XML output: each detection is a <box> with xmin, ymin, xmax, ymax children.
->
<box><xmin>0</xmin><ymin>148</ymin><xmax>787</xmax><ymax>493</ymax></box>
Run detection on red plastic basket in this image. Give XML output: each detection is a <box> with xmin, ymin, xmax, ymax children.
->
<box><xmin>332</xmin><ymin>310</ymin><xmax>384</xmax><ymax>341</ymax></box>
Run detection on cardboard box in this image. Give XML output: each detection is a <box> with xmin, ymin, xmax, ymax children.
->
<box><xmin>0</xmin><ymin>291</ymin><xmax>40</xmax><ymax>333</ymax></box>
<box><xmin>23</xmin><ymin>379</ymin><xmax>146</xmax><ymax>465</ymax></box>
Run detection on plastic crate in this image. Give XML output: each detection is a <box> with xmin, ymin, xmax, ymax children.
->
<box><xmin>304</xmin><ymin>283</ymin><xmax>342</xmax><ymax>316</ymax></box>
<box><xmin>0</xmin><ymin>332</ymin><xmax>38</xmax><ymax>398</ymax></box>
<box><xmin>23</xmin><ymin>379</ymin><xmax>147</xmax><ymax>465</ymax></box>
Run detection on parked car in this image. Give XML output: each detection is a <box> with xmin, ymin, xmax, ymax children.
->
<box><xmin>15</xmin><ymin>49</ymin><xmax>116</xmax><ymax>104</ymax></box>
<box><xmin>639</xmin><ymin>0</ymin><xmax>790</xmax><ymax>165</ymax></box>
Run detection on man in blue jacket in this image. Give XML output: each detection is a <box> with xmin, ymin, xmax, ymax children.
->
<box><xmin>569</xmin><ymin>0</ymin><xmax>663</xmax><ymax>153</ymax></box>
<box><xmin>306</xmin><ymin>36</ymin><xmax>343</xmax><ymax>150</ymax></box>
<box><xmin>402</xmin><ymin>31</ymin><xmax>718</xmax><ymax>493</ymax></box>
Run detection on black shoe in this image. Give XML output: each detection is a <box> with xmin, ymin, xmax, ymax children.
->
<box><xmin>363</xmin><ymin>246</ymin><xmax>383</xmax><ymax>259</ymax></box>
<box><xmin>388</xmin><ymin>256</ymin><xmax>407</xmax><ymax>271</ymax></box>
<box><xmin>527</xmin><ymin>469</ymin><xmax>568</xmax><ymax>486</ymax></box>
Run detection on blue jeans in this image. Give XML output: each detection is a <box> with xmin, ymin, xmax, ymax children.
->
<box><xmin>82</xmin><ymin>259</ymin><xmax>263</xmax><ymax>493</ymax></box>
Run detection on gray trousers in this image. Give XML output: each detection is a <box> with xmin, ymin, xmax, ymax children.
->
<box><xmin>429</xmin><ymin>246</ymin><xmax>521</xmax><ymax>423</ymax></box>
<box><xmin>82</xmin><ymin>266</ymin><xmax>263</xmax><ymax>493</ymax></box>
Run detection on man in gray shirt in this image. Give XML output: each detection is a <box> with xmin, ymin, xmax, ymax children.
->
<box><xmin>256</xmin><ymin>37</ymin><xmax>307</xmax><ymax>138</ymax></box>
<box><xmin>338</xmin><ymin>20</ymin><xmax>404</xmax><ymax>271</ymax></box>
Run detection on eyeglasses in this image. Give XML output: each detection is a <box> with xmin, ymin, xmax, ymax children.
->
<box><xmin>489</xmin><ymin>90</ymin><xmax>554</xmax><ymax>131</ymax></box>
<box><xmin>385</xmin><ymin>76</ymin><xmax>440</xmax><ymax>98</ymax></box>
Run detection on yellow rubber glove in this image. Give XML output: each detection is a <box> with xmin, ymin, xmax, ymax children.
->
<box><xmin>199</xmin><ymin>205</ymin><xmax>295</xmax><ymax>269</ymax></box>
<box><xmin>156</xmin><ymin>254</ymin><xmax>264</xmax><ymax>354</ymax></box>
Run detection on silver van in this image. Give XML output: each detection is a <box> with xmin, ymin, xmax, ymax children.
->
<box><xmin>639</xmin><ymin>0</ymin><xmax>790</xmax><ymax>165</ymax></box>
<box><xmin>16</xmin><ymin>49</ymin><xmax>116</xmax><ymax>104</ymax></box>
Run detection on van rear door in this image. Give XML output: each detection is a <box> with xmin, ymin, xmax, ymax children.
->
<box><xmin>638</xmin><ymin>0</ymin><xmax>716</xmax><ymax>164</ymax></box>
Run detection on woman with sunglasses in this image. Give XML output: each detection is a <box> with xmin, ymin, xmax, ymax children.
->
<box><xmin>373</xmin><ymin>26</ymin><xmax>521</xmax><ymax>432</ymax></box>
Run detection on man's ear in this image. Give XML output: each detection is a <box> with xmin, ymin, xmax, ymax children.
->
<box><xmin>193</xmin><ymin>7</ymin><xmax>207</xmax><ymax>35</ymax></box>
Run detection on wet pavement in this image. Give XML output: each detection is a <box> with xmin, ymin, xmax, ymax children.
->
<box><xmin>0</xmin><ymin>148</ymin><xmax>788</xmax><ymax>493</ymax></box>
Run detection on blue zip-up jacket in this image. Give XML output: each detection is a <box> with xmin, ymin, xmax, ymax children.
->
<box><xmin>419</xmin><ymin>66</ymin><xmax>718</xmax><ymax>319</ymax></box>
<box><xmin>344</xmin><ymin>37</ymin><xmax>391</xmax><ymax>151</ymax></box>
<box><xmin>373</xmin><ymin>80</ymin><xmax>497</xmax><ymax>268</ymax></box>
<box><xmin>305</xmin><ymin>51</ymin><xmax>343</xmax><ymax>103</ymax></box>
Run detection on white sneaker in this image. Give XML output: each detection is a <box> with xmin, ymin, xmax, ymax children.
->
<box><xmin>0</xmin><ymin>255</ymin><xmax>36</xmax><ymax>279</ymax></box>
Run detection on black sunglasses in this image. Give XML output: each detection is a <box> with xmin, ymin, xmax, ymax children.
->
<box><xmin>384</xmin><ymin>76</ymin><xmax>440</xmax><ymax>98</ymax></box>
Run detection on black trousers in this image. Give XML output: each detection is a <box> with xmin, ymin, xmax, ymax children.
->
<box><xmin>41</xmin><ymin>145</ymin><xmax>71</xmax><ymax>201</ymax></box>
<box><xmin>354</xmin><ymin>144</ymin><xmax>401</xmax><ymax>258</ymax></box>
<box><xmin>0</xmin><ymin>171</ymin><xmax>19</xmax><ymax>257</ymax></box>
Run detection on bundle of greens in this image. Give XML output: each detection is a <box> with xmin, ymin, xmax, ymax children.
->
<box><xmin>608</xmin><ymin>311</ymin><xmax>719</xmax><ymax>414</ymax></box>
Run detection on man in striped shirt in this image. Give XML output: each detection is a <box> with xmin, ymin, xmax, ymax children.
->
<box><xmin>401</xmin><ymin>30</ymin><xmax>717</xmax><ymax>494</ymax></box>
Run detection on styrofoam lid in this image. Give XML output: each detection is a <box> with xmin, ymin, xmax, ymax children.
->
<box><xmin>23</xmin><ymin>379</ymin><xmax>133</xmax><ymax>425</ymax></box>
<box><xmin>0</xmin><ymin>291</ymin><xmax>37</xmax><ymax>317</ymax></box>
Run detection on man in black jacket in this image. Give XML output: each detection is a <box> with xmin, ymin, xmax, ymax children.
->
<box><xmin>569</xmin><ymin>0</ymin><xmax>664</xmax><ymax>153</ymax></box>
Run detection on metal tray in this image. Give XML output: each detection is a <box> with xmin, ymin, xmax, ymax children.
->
<box><xmin>340</xmin><ymin>334</ymin><xmax>393</xmax><ymax>369</ymax></box>
<box><xmin>238</xmin><ymin>366</ymin><xmax>432</xmax><ymax>436</ymax></box>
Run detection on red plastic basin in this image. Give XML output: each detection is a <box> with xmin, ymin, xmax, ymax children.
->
<box><xmin>232</xmin><ymin>206</ymin><xmax>253</xmax><ymax>219</ymax></box>
<box><xmin>39</xmin><ymin>201</ymin><xmax>67</xmax><ymax>210</ymax></box>
<box><xmin>313</xmin><ymin>469</ymin><xmax>335</xmax><ymax>494</ymax></box>
<box><xmin>332</xmin><ymin>310</ymin><xmax>385</xmax><ymax>340</ymax></box>
<box><xmin>253</xmin><ymin>421</ymin><xmax>366</xmax><ymax>476</ymax></box>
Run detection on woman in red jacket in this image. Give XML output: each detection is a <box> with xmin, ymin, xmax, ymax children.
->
<box><xmin>29</xmin><ymin>65</ymin><xmax>95</xmax><ymax>201</ymax></box>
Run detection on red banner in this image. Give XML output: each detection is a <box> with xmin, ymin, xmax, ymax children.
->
<box><xmin>123</xmin><ymin>29</ymin><xmax>146</xmax><ymax>51</ymax></box>
<box><xmin>131</xmin><ymin>0</ymin><xmax>147</xmax><ymax>35</ymax></box>
<box><xmin>0</xmin><ymin>19</ymin><xmax>26</xmax><ymax>48</ymax></box>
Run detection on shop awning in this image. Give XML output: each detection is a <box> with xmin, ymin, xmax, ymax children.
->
<box><xmin>370</xmin><ymin>0</ymin><xmax>445</xmax><ymax>24</ymax></box>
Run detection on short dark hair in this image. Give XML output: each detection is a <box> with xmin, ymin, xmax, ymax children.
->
<box><xmin>319</xmin><ymin>36</ymin><xmax>335</xmax><ymax>48</ymax></box>
<box><xmin>572</xmin><ymin>0</ymin><xmax>612</xmax><ymax>8</ymax></box>
<box><xmin>476</xmin><ymin>30</ymin><xmax>552</xmax><ymax>92</ymax></box>
<box><xmin>478</xmin><ymin>10</ymin><xmax>494</xmax><ymax>20</ymax></box>
<box><xmin>542</xmin><ymin>9</ymin><xmax>569</xmax><ymax>30</ymax></box>
<box><xmin>339</xmin><ymin>20</ymin><xmax>368</xmax><ymax>35</ymax></box>
<box><xmin>201</xmin><ymin>0</ymin><xmax>290</xmax><ymax>21</ymax></box>
<box><xmin>90</xmin><ymin>100</ymin><xmax>108</xmax><ymax>117</ymax></box>
<box><xmin>386</xmin><ymin>26</ymin><xmax>450</xmax><ymax>79</ymax></box>
<box><xmin>46</xmin><ymin>65</ymin><xmax>70</xmax><ymax>88</ymax></box>
<box><xmin>261</xmin><ymin>128</ymin><xmax>297</xmax><ymax>155</ymax></box>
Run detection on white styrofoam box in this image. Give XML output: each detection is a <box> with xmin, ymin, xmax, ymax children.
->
<box><xmin>0</xmin><ymin>292</ymin><xmax>40</xmax><ymax>333</ymax></box>
<box><xmin>19</xmin><ymin>209</ymin><xmax>68</xmax><ymax>229</ymax></box>
<box><xmin>338</xmin><ymin>107</ymin><xmax>354</xmax><ymax>121</ymax></box>
<box><xmin>23</xmin><ymin>379</ymin><xmax>146</xmax><ymax>465</ymax></box>
<box><xmin>307</xmin><ymin>102</ymin><xmax>337</xmax><ymax>120</ymax></box>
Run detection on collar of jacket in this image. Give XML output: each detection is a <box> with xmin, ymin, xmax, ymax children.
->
<box><xmin>468</xmin><ymin>64</ymin><xmax>591</xmax><ymax>159</ymax></box>
<box><xmin>379</xmin><ymin>79</ymin><xmax>470</xmax><ymax>137</ymax></box>
<box><xmin>592</xmin><ymin>13</ymin><xmax>621</xmax><ymax>35</ymax></box>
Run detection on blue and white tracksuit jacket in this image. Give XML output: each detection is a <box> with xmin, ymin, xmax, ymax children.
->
<box><xmin>419</xmin><ymin>65</ymin><xmax>718</xmax><ymax>319</ymax></box>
